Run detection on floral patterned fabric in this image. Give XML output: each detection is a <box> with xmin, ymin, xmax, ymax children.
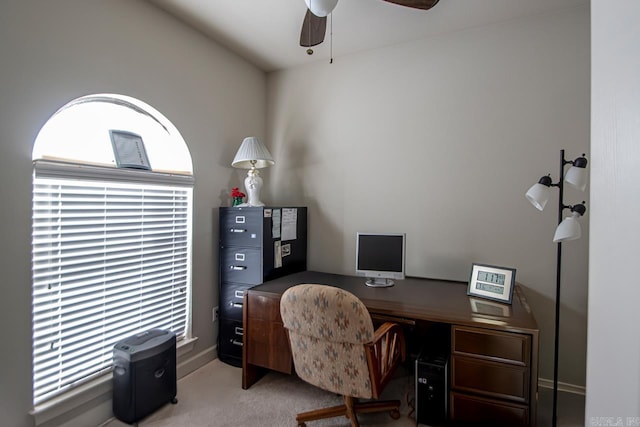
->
<box><xmin>280</xmin><ymin>284</ymin><xmax>375</xmax><ymax>399</ymax></box>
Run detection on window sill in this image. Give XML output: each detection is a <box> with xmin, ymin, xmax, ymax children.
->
<box><xmin>31</xmin><ymin>336</ymin><xmax>198</xmax><ymax>426</ymax></box>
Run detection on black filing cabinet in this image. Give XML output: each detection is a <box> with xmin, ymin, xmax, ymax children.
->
<box><xmin>218</xmin><ymin>206</ymin><xmax>307</xmax><ymax>367</ymax></box>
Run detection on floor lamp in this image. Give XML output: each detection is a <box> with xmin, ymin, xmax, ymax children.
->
<box><xmin>525</xmin><ymin>149</ymin><xmax>588</xmax><ymax>427</ymax></box>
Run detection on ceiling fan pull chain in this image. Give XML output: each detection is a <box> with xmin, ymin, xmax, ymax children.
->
<box><xmin>308</xmin><ymin>3</ymin><xmax>312</xmax><ymax>52</ymax></box>
<box><xmin>329</xmin><ymin>12</ymin><xmax>333</xmax><ymax>64</ymax></box>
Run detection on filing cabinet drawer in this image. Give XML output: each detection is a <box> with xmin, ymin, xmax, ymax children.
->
<box><xmin>219</xmin><ymin>209</ymin><xmax>263</xmax><ymax>248</ymax></box>
<box><xmin>219</xmin><ymin>319</ymin><xmax>244</xmax><ymax>360</ymax></box>
<box><xmin>220</xmin><ymin>282</ymin><xmax>251</xmax><ymax>321</ymax></box>
<box><xmin>450</xmin><ymin>391</ymin><xmax>529</xmax><ymax>427</ymax></box>
<box><xmin>452</xmin><ymin>326</ymin><xmax>530</xmax><ymax>366</ymax></box>
<box><xmin>452</xmin><ymin>355</ymin><xmax>529</xmax><ymax>403</ymax></box>
<box><xmin>220</xmin><ymin>248</ymin><xmax>263</xmax><ymax>284</ymax></box>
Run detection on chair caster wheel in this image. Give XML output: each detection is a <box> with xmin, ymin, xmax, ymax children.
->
<box><xmin>171</xmin><ymin>397</ymin><xmax>178</xmax><ymax>404</ymax></box>
<box><xmin>390</xmin><ymin>409</ymin><xmax>401</xmax><ymax>419</ymax></box>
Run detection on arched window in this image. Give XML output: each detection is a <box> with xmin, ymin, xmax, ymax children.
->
<box><xmin>31</xmin><ymin>94</ymin><xmax>194</xmax><ymax>405</ymax></box>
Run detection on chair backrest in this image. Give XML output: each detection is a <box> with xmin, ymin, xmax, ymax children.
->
<box><xmin>280</xmin><ymin>283</ymin><xmax>375</xmax><ymax>399</ymax></box>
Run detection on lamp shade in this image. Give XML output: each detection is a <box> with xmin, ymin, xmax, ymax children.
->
<box><xmin>564</xmin><ymin>155</ymin><xmax>588</xmax><ymax>191</ymax></box>
<box><xmin>526</xmin><ymin>175</ymin><xmax>552</xmax><ymax>211</ymax></box>
<box><xmin>231</xmin><ymin>137</ymin><xmax>275</xmax><ymax>169</ymax></box>
<box><xmin>553</xmin><ymin>204</ymin><xmax>586</xmax><ymax>243</ymax></box>
<box><xmin>304</xmin><ymin>0</ymin><xmax>338</xmax><ymax>17</ymax></box>
<box><xmin>564</xmin><ymin>165</ymin><xmax>587</xmax><ymax>191</ymax></box>
<box><xmin>553</xmin><ymin>212</ymin><xmax>582</xmax><ymax>242</ymax></box>
<box><xmin>525</xmin><ymin>183</ymin><xmax>550</xmax><ymax>211</ymax></box>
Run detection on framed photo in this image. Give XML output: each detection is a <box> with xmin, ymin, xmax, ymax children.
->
<box><xmin>109</xmin><ymin>130</ymin><xmax>151</xmax><ymax>170</ymax></box>
<box><xmin>467</xmin><ymin>263</ymin><xmax>516</xmax><ymax>304</ymax></box>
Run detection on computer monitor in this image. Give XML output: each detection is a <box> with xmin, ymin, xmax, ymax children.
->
<box><xmin>355</xmin><ymin>232</ymin><xmax>406</xmax><ymax>287</ymax></box>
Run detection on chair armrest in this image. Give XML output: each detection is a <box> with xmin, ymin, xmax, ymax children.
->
<box><xmin>364</xmin><ymin>322</ymin><xmax>406</xmax><ymax>399</ymax></box>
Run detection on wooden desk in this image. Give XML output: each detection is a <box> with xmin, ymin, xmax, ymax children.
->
<box><xmin>242</xmin><ymin>271</ymin><xmax>539</xmax><ymax>427</ymax></box>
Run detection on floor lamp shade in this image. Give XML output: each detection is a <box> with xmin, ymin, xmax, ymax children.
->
<box><xmin>525</xmin><ymin>175</ymin><xmax>553</xmax><ymax>211</ymax></box>
<box><xmin>231</xmin><ymin>137</ymin><xmax>275</xmax><ymax>207</ymax></box>
<box><xmin>553</xmin><ymin>213</ymin><xmax>582</xmax><ymax>242</ymax></box>
<box><xmin>553</xmin><ymin>204</ymin><xmax>586</xmax><ymax>243</ymax></box>
<box><xmin>564</xmin><ymin>165</ymin><xmax>587</xmax><ymax>191</ymax></box>
<box><xmin>526</xmin><ymin>183</ymin><xmax>550</xmax><ymax>211</ymax></box>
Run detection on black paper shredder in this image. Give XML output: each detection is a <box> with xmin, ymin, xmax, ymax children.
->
<box><xmin>112</xmin><ymin>329</ymin><xmax>177</xmax><ymax>424</ymax></box>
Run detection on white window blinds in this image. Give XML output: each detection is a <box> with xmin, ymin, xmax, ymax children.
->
<box><xmin>31</xmin><ymin>164</ymin><xmax>192</xmax><ymax>404</ymax></box>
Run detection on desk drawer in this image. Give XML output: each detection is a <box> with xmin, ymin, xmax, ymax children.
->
<box><xmin>450</xmin><ymin>391</ymin><xmax>529</xmax><ymax>427</ymax></box>
<box><xmin>452</xmin><ymin>326</ymin><xmax>530</xmax><ymax>366</ymax></box>
<box><xmin>452</xmin><ymin>355</ymin><xmax>529</xmax><ymax>403</ymax></box>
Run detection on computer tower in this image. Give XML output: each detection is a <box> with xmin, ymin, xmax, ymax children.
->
<box><xmin>415</xmin><ymin>349</ymin><xmax>448</xmax><ymax>426</ymax></box>
<box><xmin>113</xmin><ymin>329</ymin><xmax>177</xmax><ymax>424</ymax></box>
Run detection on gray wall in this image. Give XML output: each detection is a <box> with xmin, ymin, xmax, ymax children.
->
<box><xmin>266</xmin><ymin>5</ymin><xmax>590</xmax><ymax>389</ymax></box>
<box><xmin>587</xmin><ymin>0</ymin><xmax>640</xmax><ymax>422</ymax></box>
<box><xmin>0</xmin><ymin>1</ymin><xmax>595</xmax><ymax>426</ymax></box>
<box><xmin>0</xmin><ymin>1</ymin><xmax>265</xmax><ymax>426</ymax></box>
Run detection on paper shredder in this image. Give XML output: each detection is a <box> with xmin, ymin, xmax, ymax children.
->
<box><xmin>112</xmin><ymin>329</ymin><xmax>177</xmax><ymax>424</ymax></box>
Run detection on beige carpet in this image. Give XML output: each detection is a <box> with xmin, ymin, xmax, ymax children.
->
<box><xmin>104</xmin><ymin>358</ymin><xmax>417</xmax><ymax>427</ymax></box>
<box><xmin>103</xmin><ymin>358</ymin><xmax>586</xmax><ymax>426</ymax></box>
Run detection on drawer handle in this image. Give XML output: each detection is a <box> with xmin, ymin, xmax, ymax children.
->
<box><xmin>230</xmin><ymin>302</ymin><xmax>243</xmax><ymax>309</ymax></box>
<box><xmin>234</xmin><ymin>290</ymin><xmax>245</xmax><ymax>298</ymax></box>
<box><xmin>229</xmin><ymin>265</ymin><xmax>246</xmax><ymax>271</ymax></box>
<box><xmin>229</xmin><ymin>228</ymin><xmax>246</xmax><ymax>233</ymax></box>
<box><xmin>235</xmin><ymin>327</ymin><xmax>244</xmax><ymax>335</ymax></box>
<box><xmin>230</xmin><ymin>339</ymin><xmax>243</xmax><ymax>347</ymax></box>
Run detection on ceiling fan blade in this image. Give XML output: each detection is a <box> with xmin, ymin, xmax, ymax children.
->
<box><xmin>382</xmin><ymin>0</ymin><xmax>439</xmax><ymax>10</ymax></box>
<box><xmin>300</xmin><ymin>9</ymin><xmax>327</xmax><ymax>47</ymax></box>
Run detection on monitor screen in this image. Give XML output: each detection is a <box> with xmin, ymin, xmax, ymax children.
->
<box><xmin>355</xmin><ymin>232</ymin><xmax>405</xmax><ymax>287</ymax></box>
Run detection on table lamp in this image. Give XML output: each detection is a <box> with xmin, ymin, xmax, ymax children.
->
<box><xmin>231</xmin><ymin>137</ymin><xmax>275</xmax><ymax>207</ymax></box>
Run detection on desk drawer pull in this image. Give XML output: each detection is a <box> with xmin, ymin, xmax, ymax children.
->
<box><xmin>235</xmin><ymin>327</ymin><xmax>244</xmax><ymax>335</ymax></box>
<box><xmin>229</xmin><ymin>265</ymin><xmax>247</xmax><ymax>271</ymax></box>
<box><xmin>229</xmin><ymin>228</ymin><xmax>246</xmax><ymax>233</ymax></box>
<box><xmin>230</xmin><ymin>339</ymin><xmax>243</xmax><ymax>347</ymax></box>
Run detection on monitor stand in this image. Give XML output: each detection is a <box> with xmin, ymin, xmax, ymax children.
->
<box><xmin>365</xmin><ymin>278</ymin><xmax>395</xmax><ymax>288</ymax></box>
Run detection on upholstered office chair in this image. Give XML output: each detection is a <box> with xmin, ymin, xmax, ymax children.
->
<box><xmin>280</xmin><ymin>283</ymin><xmax>406</xmax><ymax>427</ymax></box>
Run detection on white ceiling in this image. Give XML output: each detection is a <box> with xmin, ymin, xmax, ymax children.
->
<box><xmin>149</xmin><ymin>0</ymin><xmax>588</xmax><ymax>72</ymax></box>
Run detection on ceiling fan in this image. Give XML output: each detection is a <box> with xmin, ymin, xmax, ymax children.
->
<box><xmin>300</xmin><ymin>0</ymin><xmax>440</xmax><ymax>52</ymax></box>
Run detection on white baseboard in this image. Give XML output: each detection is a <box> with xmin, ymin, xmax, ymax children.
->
<box><xmin>177</xmin><ymin>344</ymin><xmax>218</xmax><ymax>379</ymax></box>
<box><xmin>538</xmin><ymin>377</ymin><xmax>586</xmax><ymax>395</ymax></box>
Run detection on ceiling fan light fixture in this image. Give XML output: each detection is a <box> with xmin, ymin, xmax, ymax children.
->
<box><xmin>304</xmin><ymin>0</ymin><xmax>338</xmax><ymax>17</ymax></box>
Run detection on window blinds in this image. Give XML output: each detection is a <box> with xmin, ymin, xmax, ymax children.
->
<box><xmin>31</xmin><ymin>167</ymin><xmax>192</xmax><ymax>404</ymax></box>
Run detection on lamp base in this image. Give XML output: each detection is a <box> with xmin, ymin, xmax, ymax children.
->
<box><xmin>243</xmin><ymin>168</ymin><xmax>265</xmax><ymax>207</ymax></box>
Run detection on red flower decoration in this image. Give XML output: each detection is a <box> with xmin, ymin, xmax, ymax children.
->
<box><xmin>231</xmin><ymin>187</ymin><xmax>245</xmax><ymax>198</ymax></box>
